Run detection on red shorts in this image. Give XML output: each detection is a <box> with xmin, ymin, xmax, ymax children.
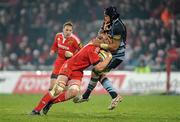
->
<box><xmin>52</xmin><ymin>58</ymin><xmax>66</xmax><ymax>75</ymax></box>
<box><xmin>59</xmin><ymin>62</ymin><xmax>83</xmax><ymax>81</ymax></box>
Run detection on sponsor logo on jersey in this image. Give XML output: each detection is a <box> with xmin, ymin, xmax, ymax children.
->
<box><xmin>68</xmin><ymin>40</ymin><xmax>73</xmax><ymax>45</ymax></box>
<box><xmin>58</xmin><ymin>44</ymin><xmax>69</xmax><ymax>50</ymax></box>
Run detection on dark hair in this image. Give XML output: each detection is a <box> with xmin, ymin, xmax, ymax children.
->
<box><xmin>104</xmin><ymin>6</ymin><xmax>119</xmax><ymax>21</ymax></box>
<box><xmin>63</xmin><ymin>21</ymin><xmax>73</xmax><ymax>28</ymax></box>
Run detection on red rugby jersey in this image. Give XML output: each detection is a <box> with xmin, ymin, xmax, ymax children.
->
<box><xmin>64</xmin><ymin>44</ymin><xmax>101</xmax><ymax>71</ymax></box>
<box><xmin>51</xmin><ymin>33</ymin><xmax>81</xmax><ymax>59</ymax></box>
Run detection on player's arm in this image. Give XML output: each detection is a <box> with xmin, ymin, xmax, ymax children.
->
<box><xmin>65</xmin><ymin>36</ymin><xmax>83</xmax><ymax>58</ymax></box>
<box><xmin>50</xmin><ymin>50</ymin><xmax>55</xmax><ymax>56</ymax></box>
<box><xmin>94</xmin><ymin>51</ymin><xmax>112</xmax><ymax>71</ymax></box>
<box><xmin>66</xmin><ymin>42</ymin><xmax>83</xmax><ymax>58</ymax></box>
<box><xmin>89</xmin><ymin>47</ymin><xmax>112</xmax><ymax>71</ymax></box>
<box><xmin>107</xmin><ymin>22</ymin><xmax>126</xmax><ymax>52</ymax></box>
<box><xmin>74</xmin><ymin>42</ymin><xmax>83</xmax><ymax>53</ymax></box>
<box><xmin>91</xmin><ymin>34</ymin><xmax>111</xmax><ymax>47</ymax></box>
<box><xmin>94</xmin><ymin>21</ymin><xmax>124</xmax><ymax>52</ymax></box>
<box><xmin>92</xmin><ymin>34</ymin><xmax>120</xmax><ymax>52</ymax></box>
<box><xmin>104</xmin><ymin>35</ymin><xmax>121</xmax><ymax>52</ymax></box>
<box><xmin>50</xmin><ymin>34</ymin><xmax>58</xmax><ymax>56</ymax></box>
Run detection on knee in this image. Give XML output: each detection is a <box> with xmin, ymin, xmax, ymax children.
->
<box><xmin>99</xmin><ymin>74</ymin><xmax>107</xmax><ymax>83</ymax></box>
<box><xmin>50</xmin><ymin>82</ymin><xmax>66</xmax><ymax>96</ymax></box>
<box><xmin>68</xmin><ymin>85</ymin><xmax>80</xmax><ymax>97</ymax></box>
<box><xmin>49</xmin><ymin>79</ymin><xmax>57</xmax><ymax>91</ymax></box>
<box><xmin>90</xmin><ymin>70</ymin><xmax>100</xmax><ymax>85</ymax></box>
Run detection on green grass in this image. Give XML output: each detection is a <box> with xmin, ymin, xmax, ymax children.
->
<box><xmin>0</xmin><ymin>94</ymin><xmax>180</xmax><ymax>122</ymax></box>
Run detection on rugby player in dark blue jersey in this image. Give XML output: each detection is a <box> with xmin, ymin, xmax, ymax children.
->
<box><xmin>73</xmin><ymin>6</ymin><xmax>127</xmax><ymax>110</ymax></box>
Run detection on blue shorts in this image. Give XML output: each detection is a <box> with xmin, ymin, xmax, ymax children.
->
<box><xmin>92</xmin><ymin>58</ymin><xmax>123</xmax><ymax>76</ymax></box>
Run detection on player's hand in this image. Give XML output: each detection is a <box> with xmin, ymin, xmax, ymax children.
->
<box><xmin>103</xmin><ymin>34</ymin><xmax>112</xmax><ymax>44</ymax></box>
<box><xmin>90</xmin><ymin>38</ymin><xmax>102</xmax><ymax>46</ymax></box>
<box><xmin>103</xmin><ymin>22</ymin><xmax>111</xmax><ymax>32</ymax></box>
<box><xmin>50</xmin><ymin>50</ymin><xmax>55</xmax><ymax>57</ymax></box>
<box><xmin>65</xmin><ymin>51</ymin><xmax>73</xmax><ymax>58</ymax></box>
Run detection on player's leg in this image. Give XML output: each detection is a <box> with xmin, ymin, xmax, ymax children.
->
<box><xmin>53</xmin><ymin>82</ymin><xmax>80</xmax><ymax>103</ymax></box>
<box><xmin>43</xmin><ymin>79</ymin><xmax>81</xmax><ymax>115</ymax></box>
<box><xmin>30</xmin><ymin>91</ymin><xmax>53</xmax><ymax>115</ymax></box>
<box><xmin>49</xmin><ymin>58</ymin><xmax>64</xmax><ymax>90</ymax></box>
<box><xmin>83</xmin><ymin>71</ymin><xmax>99</xmax><ymax>99</ymax></box>
<box><xmin>31</xmin><ymin>75</ymin><xmax>68</xmax><ymax>115</ymax></box>
<box><xmin>100</xmin><ymin>75</ymin><xmax>123</xmax><ymax>110</ymax></box>
<box><xmin>99</xmin><ymin>58</ymin><xmax>123</xmax><ymax>110</ymax></box>
<box><xmin>53</xmin><ymin>71</ymin><xmax>82</xmax><ymax>102</ymax></box>
<box><xmin>73</xmin><ymin>58</ymin><xmax>122</xmax><ymax>103</ymax></box>
<box><xmin>74</xmin><ymin>58</ymin><xmax>123</xmax><ymax>109</ymax></box>
<box><xmin>73</xmin><ymin>71</ymin><xmax>99</xmax><ymax>103</ymax></box>
<box><xmin>40</xmin><ymin>73</ymin><xmax>62</xmax><ymax>115</ymax></box>
<box><xmin>82</xmin><ymin>68</ymin><xmax>118</xmax><ymax>101</ymax></box>
<box><xmin>49</xmin><ymin>74</ymin><xmax>58</xmax><ymax>90</ymax></box>
<box><xmin>73</xmin><ymin>72</ymin><xmax>121</xmax><ymax>106</ymax></box>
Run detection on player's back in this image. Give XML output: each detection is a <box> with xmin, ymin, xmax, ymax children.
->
<box><xmin>66</xmin><ymin>44</ymin><xmax>100</xmax><ymax>71</ymax></box>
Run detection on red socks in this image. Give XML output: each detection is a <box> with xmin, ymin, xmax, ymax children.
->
<box><xmin>34</xmin><ymin>91</ymin><xmax>68</xmax><ymax>112</ymax></box>
<box><xmin>34</xmin><ymin>92</ymin><xmax>53</xmax><ymax>112</ymax></box>
<box><xmin>52</xmin><ymin>92</ymin><xmax>66</xmax><ymax>104</ymax></box>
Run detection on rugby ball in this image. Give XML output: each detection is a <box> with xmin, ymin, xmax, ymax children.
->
<box><xmin>99</xmin><ymin>50</ymin><xmax>107</xmax><ymax>60</ymax></box>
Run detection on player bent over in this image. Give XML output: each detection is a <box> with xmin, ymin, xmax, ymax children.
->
<box><xmin>73</xmin><ymin>6</ymin><xmax>126</xmax><ymax>110</ymax></box>
<box><xmin>30</xmin><ymin>42</ymin><xmax>112</xmax><ymax>115</ymax></box>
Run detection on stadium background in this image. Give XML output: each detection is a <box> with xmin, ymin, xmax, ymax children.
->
<box><xmin>0</xmin><ymin>0</ymin><xmax>180</xmax><ymax>122</ymax></box>
<box><xmin>0</xmin><ymin>0</ymin><xmax>180</xmax><ymax>71</ymax></box>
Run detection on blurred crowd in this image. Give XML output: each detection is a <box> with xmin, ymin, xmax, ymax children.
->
<box><xmin>0</xmin><ymin>0</ymin><xmax>180</xmax><ymax>71</ymax></box>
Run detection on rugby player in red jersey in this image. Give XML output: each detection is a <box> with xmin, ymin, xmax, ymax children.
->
<box><xmin>49</xmin><ymin>21</ymin><xmax>82</xmax><ymax>91</ymax></box>
<box><xmin>31</xmin><ymin>38</ymin><xmax>112</xmax><ymax>115</ymax></box>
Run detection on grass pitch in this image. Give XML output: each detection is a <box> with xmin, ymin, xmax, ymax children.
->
<box><xmin>0</xmin><ymin>94</ymin><xmax>180</xmax><ymax>122</ymax></box>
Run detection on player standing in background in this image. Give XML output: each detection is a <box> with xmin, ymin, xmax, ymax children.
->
<box><xmin>31</xmin><ymin>21</ymin><xmax>82</xmax><ymax>115</ymax></box>
<box><xmin>73</xmin><ymin>6</ymin><xmax>127</xmax><ymax>110</ymax></box>
<box><xmin>49</xmin><ymin>21</ymin><xmax>82</xmax><ymax>91</ymax></box>
<box><xmin>30</xmin><ymin>39</ymin><xmax>112</xmax><ymax>115</ymax></box>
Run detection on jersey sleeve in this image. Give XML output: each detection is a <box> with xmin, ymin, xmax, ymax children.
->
<box><xmin>112</xmin><ymin>24</ymin><xmax>121</xmax><ymax>40</ymax></box>
<box><xmin>112</xmin><ymin>21</ymin><xmax>126</xmax><ymax>41</ymax></box>
<box><xmin>51</xmin><ymin>34</ymin><xmax>58</xmax><ymax>52</ymax></box>
<box><xmin>88</xmin><ymin>46</ymin><xmax>101</xmax><ymax>66</ymax></box>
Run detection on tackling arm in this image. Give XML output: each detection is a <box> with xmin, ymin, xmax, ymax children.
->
<box><xmin>92</xmin><ymin>34</ymin><xmax>121</xmax><ymax>52</ymax></box>
<box><xmin>106</xmin><ymin>37</ymin><xmax>121</xmax><ymax>52</ymax></box>
<box><xmin>94</xmin><ymin>51</ymin><xmax>112</xmax><ymax>71</ymax></box>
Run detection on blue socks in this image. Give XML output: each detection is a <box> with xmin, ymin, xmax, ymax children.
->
<box><xmin>101</xmin><ymin>78</ymin><xmax>118</xmax><ymax>99</ymax></box>
<box><xmin>83</xmin><ymin>77</ymin><xmax>118</xmax><ymax>99</ymax></box>
<box><xmin>82</xmin><ymin>77</ymin><xmax>99</xmax><ymax>99</ymax></box>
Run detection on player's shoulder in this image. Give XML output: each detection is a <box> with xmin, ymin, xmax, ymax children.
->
<box><xmin>54</xmin><ymin>33</ymin><xmax>63</xmax><ymax>41</ymax></box>
<box><xmin>86</xmin><ymin>44</ymin><xmax>100</xmax><ymax>52</ymax></box>
<box><xmin>113</xmin><ymin>18</ymin><xmax>125</xmax><ymax>28</ymax></box>
<box><xmin>70</xmin><ymin>34</ymin><xmax>81</xmax><ymax>44</ymax></box>
<box><xmin>112</xmin><ymin>18</ymin><xmax>126</xmax><ymax>34</ymax></box>
<box><xmin>55</xmin><ymin>32</ymin><xmax>63</xmax><ymax>37</ymax></box>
